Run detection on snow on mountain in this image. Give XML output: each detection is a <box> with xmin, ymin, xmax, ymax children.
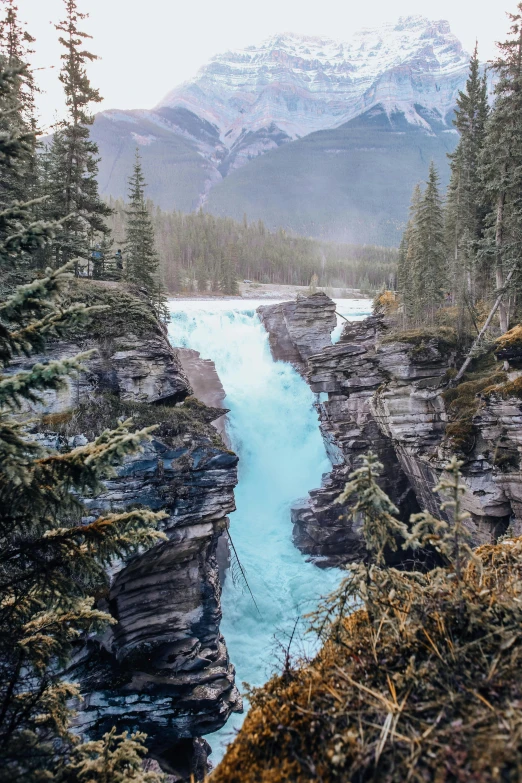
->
<box><xmin>91</xmin><ymin>16</ymin><xmax>469</xmax><ymax>244</ymax></box>
<box><xmin>156</xmin><ymin>16</ymin><xmax>469</xmax><ymax>146</ymax></box>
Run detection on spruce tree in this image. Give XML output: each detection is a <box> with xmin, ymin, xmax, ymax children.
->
<box><xmin>397</xmin><ymin>183</ymin><xmax>421</xmax><ymax>323</ymax></box>
<box><xmin>336</xmin><ymin>452</ymin><xmax>407</xmax><ymax>566</ymax></box>
<box><xmin>0</xmin><ymin>6</ymin><xmax>41</xmax><ymax>281</ymax></box>
<box><xmin>124</xmin><ymin>149</ymin><xmax>160</xmax><ymax>292</ymax></box>
<box><xmin>0</xmin><ymin>269</ymin><xmax>164</xmax><ymax>780</ymax></box>
<box><xmin>0</xmin><ymin>54</ymin><xmax>164</xmax><ymax>780</ymax></box>
<box><xmin>0</xmin><ymin>1</ymin><xmax>37</xmax><ymax>209</ymax></box>
<box><xmin>195</xmin><ymin>257</ymin><xmax>208</xmax><ymax>294</ymax></box>
<box><xmin>0</xmin><ymin>1</ymin><xmax>37</xmax><ymax>122</ymax></box>
<box><xmin>0</xmin><ymin>65</ymin><xmax>52</xmax><ymax>286</ymax></box>
<box><xmin>415</xmin><ymin>162</ymin><xmax>446</xmax><ymax>322</ymax></box>
<box><xmin>220</xmin><ymin>246</ymin><xmax>239</xmax><ymax>295</ymax></box>
<box><xmin>445</xmin><ymin>44</ymin><xmax>489</xmax><ymax>323</ymax></box>
<box><xmin>481</xmin><ymin>3</ymin><xmax>522</xmax><ymax>333</ymax></box>
<box><xmin>42</xmin><ymin>0</ymin><xmax>110</xmax><ymax>273</ymax></box>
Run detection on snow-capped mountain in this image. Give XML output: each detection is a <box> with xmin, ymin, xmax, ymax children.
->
<box><xmin>157</xmin><ymin>17</ymin><xmax>469</xmax><ymax>145</ymax></box>
<box><xmin>92</xmin><ymin>16</ymin><xmax>470</xmax><ymax>245</ymax></box>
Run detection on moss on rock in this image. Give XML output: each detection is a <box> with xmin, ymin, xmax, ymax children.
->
<box><xmin>37</xmin><ymin>393</ymin><xmax>226</xmax><ymax>449</ymax></box>
<box><xmin>496</xmin><ymin>324</ymin><xmax>522</xmax><ymax>352</ymax></box>
<box><xmin>381</xmin><ymin>325</ymin><xmax>458</xmax><ymax>355</ymax></box>
<box><xmin>485</xmin><ymin>375</ymin><xmax>522</xmax><ymax>401</ymax></box>
<box><xmin>65</xmin><ymin>279</ymin><xmax>161</xmax><ymax>339</ymax></box>
<box><xmin>442</xmin><ymin>348</ymin><xmax>507</xmax><ymax>453</ymax></box>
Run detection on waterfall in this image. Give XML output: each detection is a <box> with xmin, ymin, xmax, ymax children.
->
<box><xmin>168</xmin><ymin>298</ymin><xmax>371</xmax><ymax>762</ymax></box>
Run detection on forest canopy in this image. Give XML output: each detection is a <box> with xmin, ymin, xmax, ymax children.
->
<box><xmin>106</xmin><ymin>199</ymin><xmax>399</xmax><ymax>294</ymax></box>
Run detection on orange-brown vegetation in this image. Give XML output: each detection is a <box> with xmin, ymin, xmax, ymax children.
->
<box><xmin>213</xmin><ymin>480</ymin><xmax>522</xmax><ymax>783</ymax></box>
<box><xmin>496</xmin><ymin>324</ymin><xmax>522</xmax><ymax>353</ymax></box>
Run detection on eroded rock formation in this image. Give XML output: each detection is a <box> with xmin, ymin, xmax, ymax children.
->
<box><xmin>257</xmin><ymin>292</ymin><xmax>337</xmax><ymax>372</ymax></box>
<box><xmin>26</xmin><ymin>281</ymin><xmax>241</xmax><ymax>781</ymax></box>
<box><xmin>177</xmin><ymin>347</ymin><xmax>227</xmax><ymax>439</ymax></box>
<box><xmin>259</xmin><ymin>294</ymin><xmax>522</xmax><ymax>565</ymax></box>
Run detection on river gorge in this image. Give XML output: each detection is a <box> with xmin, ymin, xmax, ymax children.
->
<box><xmin>24</xmin><ymin>284</ymin><xmax>522</xmax><ymax>780</ymax></box>
<box><xmin>167</xmin><ymin>297</ymin><xmax>372</xmax><ymax>761</ymax></box>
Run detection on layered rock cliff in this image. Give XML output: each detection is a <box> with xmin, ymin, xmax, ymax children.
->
<box><xmin>258</xmin><ymin>294</ymin><xmax>522</xmax><ymax>565</ymax></box>
<box><xmin>22</xmin><ymin>280</ymin><xmax>241</xmax><ymax>780</ymax></box>
<box><xmin>257</xmin><ymin>292</ymin><xmax>337</xmax><ymax>372</ymax></box>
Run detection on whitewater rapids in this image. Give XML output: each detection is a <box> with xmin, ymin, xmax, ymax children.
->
<box><xmin>168</xmin><ymin>298</ymin><xmax>371</xmax><ymax>761</ymax></box>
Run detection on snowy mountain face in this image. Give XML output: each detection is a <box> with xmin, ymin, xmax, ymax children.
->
<box><xmin>92</xmin><ymin>16</ymin><xmax>469</xmax><ymax>245</ymax></box>
<box><xmin>156</xmin><ymin>16</ymin><xmax>469</xmax><ymax>148</ymax></box>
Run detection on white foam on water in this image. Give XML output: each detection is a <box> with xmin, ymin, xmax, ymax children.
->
<box><xmin>167</xmin><ymin>297</ymin><xmax>371</xmax><ymax>762</ymax></box>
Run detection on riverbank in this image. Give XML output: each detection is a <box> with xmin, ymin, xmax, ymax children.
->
<box><xmin>169</xmin><ymin>281</ymin><xmax>363</xmax><ymax>300</ymax></box>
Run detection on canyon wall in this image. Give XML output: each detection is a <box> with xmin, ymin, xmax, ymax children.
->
<box><xmin>19</xmin><ymin>281</ymin><xmax>240</xmax><ymax>781</ymax></box>
<box><xmin>258</xmin><ymin>293</ymin><xmax>522</xmax><ymax>565</ymax></box>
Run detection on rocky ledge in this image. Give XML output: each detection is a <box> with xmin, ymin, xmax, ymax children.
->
<box><xmin>257</xmin><ymin>292</ymin><xmax>337</xmax><ymax>371</ymax></box>
<box><xmin>23</xmin><ymin>281</ymin><xmax>241</xmax><ymax>780</ymax></box>
<box><xmin>259</xmin><ymin>294</ymin><xmax>522</xmax><ymax>565</ymax></box>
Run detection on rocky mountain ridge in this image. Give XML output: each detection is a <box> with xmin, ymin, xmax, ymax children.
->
<box><xmin>158</xmin><ymin>17</ymin><xmax>468</xmax><ymax>147</ymax></box>
<box><xmin>258</xmin><ymin>294</ymin><xmax>522</xmax><ymax>565</ymax></box>
<box><xmin>90</xmin><ymin>16</ymin><xmax>467</xmax><ymax>245</ymax></box>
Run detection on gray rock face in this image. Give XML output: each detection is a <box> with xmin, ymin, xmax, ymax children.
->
<box><xmin>294</xmin><ymin>315</ymin><xmax>420</xmax><ymax>564</ymax></box>
<box><xmin>177</xmin><ymin>348</ymin><xmax>228</xmax><ymax>440</ymax></box>
<box><xmin>9</xmin><ymin>328</ymin><xmax>191</xmax><ymax>413</ymax></box>
<box><xmin>28</xmin><ymin>285</ymin><xmax>241</xmax><ymax>780</ymax></box>
<box><xmin>259</xmin><ymin>299</ymin><xmax>522</xmax><ymax>564</ymax></box>
<box><xmin>257</xmin><ymin>292</ymin><xmax>337</xmax><ymax>371</ymax></box>
<box><xmin>69</xmin><ymin>434</ymin><xmax>242</xmax><ymax>776</ymax></box>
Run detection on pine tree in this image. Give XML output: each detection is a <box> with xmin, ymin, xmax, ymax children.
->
<box><xmin>415</xmin><ymin>162</ymin><xmax>446</xmax><ymax>322</ymax></box>
<box><xmin>124</xmin><ymin>149</ymin><xmax>160</xmax><ymax>292</ymax></box>
<box><xmin>481</xmin><ymin>3</ymin><xmax>522</xmax><ymax>333</ymax></box>
<box><xmin>397</xmin><ymin>183</ymin><xmax>421</xmax><ymax>323</ymax></box>
<box><xmin>0</xmin><ymin>54</ymin><xmax>164</xmax><ymax>779</ymax></box>
<box><xmin>445</xmin><ymin>44</ymin><xmax>489</xmax><ymax>323</ymax></box>
<box><xmin>42</xmin><ymin>0</ymin><xmax>111</xmax><ymax>273</ymax></box>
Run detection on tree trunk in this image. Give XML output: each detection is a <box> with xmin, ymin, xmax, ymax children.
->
<box><xmin>454</xmin><ymin>265</ymin><xmax>517</xmax><ymax>383</ymax></box>
<box><xmin>495</xmin><ymin>191</ymin><xmax>509</xmax><ymax>332</ymax></box>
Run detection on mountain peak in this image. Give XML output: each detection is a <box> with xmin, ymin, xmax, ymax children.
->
<box><xmin>155</xmin><ymin>17</ymin><xmax>468</xmax><ymax>144</ymax></box>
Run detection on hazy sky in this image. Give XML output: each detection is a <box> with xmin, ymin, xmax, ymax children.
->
<box><xmin>23</xmin><ymin>0</ymin><xmax>513</xmax><ymax>131</ymax></box>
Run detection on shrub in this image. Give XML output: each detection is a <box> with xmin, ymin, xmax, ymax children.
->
<box><xmin>212</xmin><ymin>456</ymin><xmax>522</xmax><ymax>783</ymax></box>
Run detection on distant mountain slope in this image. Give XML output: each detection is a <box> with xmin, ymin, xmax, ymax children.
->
<box><xmin>204</xmin><ymin>106</ymin><xmax>459</xmax><ymax>246</ymax></box>
<box><xmin>90</xmin><ymin>16</ymin><xmax>469</xmax><ymax>245</ymax></box>
<box><xmin>93</xmin><ymin>110</ymin><xmax>218</xmax><ymax>211</ymax></box>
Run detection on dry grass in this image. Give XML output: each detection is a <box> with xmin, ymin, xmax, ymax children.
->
<box><xmin>212</xmin><ymin>537</ymin><xmax>522</xmax><ymax>783</ymax></box>
<box><xmin>381</xmin><ymin>326</ymin><xmax>458</xmax><ymax>356</ymax></box>
<box><xmin>496</xmin><ymin>324</ymin><xmax>522</xmax><ymax>353</ymax></box>
<box><xmin>374</xmin><ymin>290</ymin><xmax>399</xmax><ymax>316</ymax></box>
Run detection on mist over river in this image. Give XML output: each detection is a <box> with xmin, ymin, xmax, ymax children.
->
<box><xmin>168</xmin><ymin>298</ymin><xmax>371</xmax><ymax>761</ymax></box>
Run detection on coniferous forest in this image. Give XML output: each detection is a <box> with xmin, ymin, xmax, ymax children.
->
<box><xmin>2</xmin><ymin>0</ymin><xmax>522</xmax><ymax>781</ymax></box>
<box><xmin>397</xmin><ymin>28</ymin><xmax>522</xmax><ymax>339</ymax></box>
<box><xmin>106</xmin><ymin>199</ymin><xmax>398</xmax><ymax>294</ymax></box>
